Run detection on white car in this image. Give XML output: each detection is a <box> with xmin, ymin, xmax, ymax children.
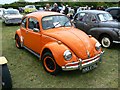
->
<box><xmin>0</xmin><ymin>8</ymin><xmax>4</xmax><ymax>18</ymax></box>
<box><xmin>2</xmin><ymin>8</ymin><xmax>23</xmax><ymax>24</ymax></box>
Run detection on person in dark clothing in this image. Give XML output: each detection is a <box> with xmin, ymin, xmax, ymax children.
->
<box><xmin>51</xmin><ymin>3</ymin><xmax>60</xmax><ymax>13</ymax></box>
<box><xmin>64</xmin><ymin>5</ymin><xmax>69</xmax><ymax>15</ymax></box>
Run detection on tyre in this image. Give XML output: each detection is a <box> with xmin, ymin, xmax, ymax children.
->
<box><xmin>100</xmin><ymin>35</ymin><xmax>113</xmax><ymax>48</ymax></box>
<box><xmin>2</xmin><ymin>64</ymin><xmax>12</xmax><ymax>90</ymax></box>
<box><xmin>15</xmin><ymin>34</ymin><xmax>22</xmax><ymax>49</ymax></box>
<box><xmin>42</xmin><ymin>52</ymin><xmax>61</xmax><ymax>75</ymax></box>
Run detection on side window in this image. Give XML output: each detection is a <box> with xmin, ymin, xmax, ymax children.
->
<box><xmin>109</xmin><ymin>9</ymin><xmax>118</xmax><ymax>16</ymax></box>
<box><xmin>21</xmin><ymin>18</ymin><xmax>27</xmax><ymax>28</ymax></box>
<box><xmin>82</xmin><ymin>14</ymin><xmax>89</xmax><ymax>22</ymax></box>
<box><xmin>28</xmin><ymin>18</ymin><xmax>40</xmax><ymax>30</ymax></box>
<box><xmin>74</xmin><ymin>13</ymin><xmax>86</xmax><ymax>21</ymax></box>
<box><xmin>90</xmin><ymin>15</ymin><xmax>97</xmax><ymax>22</ymax></box>
<box><xmin>79</xmin><ymin>13</ymin><xmax>86</xmax><ymax>21</ymax></box>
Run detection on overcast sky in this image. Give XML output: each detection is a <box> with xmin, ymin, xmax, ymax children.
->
<box><xmin>0</xmin><ymin>0</ymin><xmax>41</xmax><ymax>4</ymax></box>
<box><xmin>0</xmin><ymin>0</ymin><xmax>119</xmax><ymax>4</ymax></box>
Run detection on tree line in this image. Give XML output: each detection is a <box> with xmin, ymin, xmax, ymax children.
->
<box><xmin>1</xmin><ymin>1</ymin><xmax>119</xmax><ymax>9</ymax></box>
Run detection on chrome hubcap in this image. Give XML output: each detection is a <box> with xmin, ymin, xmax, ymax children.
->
<box><xmin>101</xmin><ymin>37</ymin><xmax>111</xmax><ymax>48</ymax></box>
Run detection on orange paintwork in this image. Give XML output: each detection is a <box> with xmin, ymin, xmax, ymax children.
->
<box><xmin>15</xmin><ymin>11</ymin><xmax>102</xmax><ymax>67</ymax></box>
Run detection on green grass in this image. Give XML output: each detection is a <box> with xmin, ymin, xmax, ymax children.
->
<box><xmin>1</xmin><ymin>19</ymin><xmax>119</xmax><ymax>88</ymax></box>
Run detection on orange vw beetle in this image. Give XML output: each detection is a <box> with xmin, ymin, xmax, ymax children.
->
<box><xmin>15</xmin><ymin>11</ymin><xmax>104</xmax><ymax>75</ymax></box>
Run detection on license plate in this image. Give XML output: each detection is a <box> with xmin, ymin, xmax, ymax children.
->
<box><xmin>82</xmin><ymin>63</ymin><xmax>98</xmax><ymax>73</ymax></box>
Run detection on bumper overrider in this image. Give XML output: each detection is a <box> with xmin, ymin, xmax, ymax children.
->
<box><xmin>62</xmin><ymin>51</ymin><xmax>104</xmax><ymax>71</ymax></box>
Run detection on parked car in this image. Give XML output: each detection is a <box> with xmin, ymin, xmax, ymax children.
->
<box><xmin>2</xmin><ymin>8</ymin><xmax>23</xmax><ymax>25</ymax></box>
<box><xmin>73</xmin><ymin>10</ymin><xmax>120</xmax><ymax>48</ymax></box>
<box><xmin>105</xmin><ymin>7</ymin><xmax>120</xmax><ymax>22</ymax></box>
<box><xmin>0</xmin><ymin>57</ymin><xmax>12</xmax><ymax>89</ymax></box>
<box><xmin>15</xmin><ymin>11</ymin><xmax>104</xmax><ymax>75</ymax></box>
<box><xmin>24</xmin><ymin>5</ymin><xmax>37</xmax><ymax>13</ymax></box>
<box><xmin>0</xmin><ymin>8</ymin><xmax>4</xmax><ymax>18</ymax></box>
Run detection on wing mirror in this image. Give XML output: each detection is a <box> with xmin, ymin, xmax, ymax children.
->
<box><xmin>92</xmin><ymin>19</ymin><xmax>96</xmax><ymax>22</ymax></box>
<box><xmin>33</xmin><ymin>28</ymin><xmax>39</xmax><ymax>32</ymax></box>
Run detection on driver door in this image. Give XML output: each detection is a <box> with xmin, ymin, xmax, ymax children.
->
<box><xmin>23</xmin><ymin>17</ymin><xmax>42</xmax><ymax>54</ymax></box>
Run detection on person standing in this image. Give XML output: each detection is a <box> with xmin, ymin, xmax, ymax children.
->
<box><xmin>44</xmin><ymin>3</ymin><xmax>51</xmax><ymax>11</ymax></box>
<box><xmin>60</xmin><ymin>3</ymin><xmax>65</xmax><ymax>14</ymax></box>
<box><xmin>51</xmin><ymin>3</ymin><xmax>60</xmax><ymax>13</ymax></box>
<box><xmin>64</xmin><ymin>5</ymin><xmax>69</xmax><ymax>15</ymax></box>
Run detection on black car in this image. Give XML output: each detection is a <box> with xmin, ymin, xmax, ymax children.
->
<box><xmin>73</xmin><ymin>10</ymin><xmax>120</xmax><ymax>48</ymax></box>
<box><xmin>105</xmin><ymin>7</ymin><xmax>120</xmax><ymax>22</ymax></box>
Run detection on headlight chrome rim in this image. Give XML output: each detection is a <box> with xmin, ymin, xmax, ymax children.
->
<box><xmin>95</xmin><ymin>42</ymin><xmax>101</xmax><ymax>51</ymax></box>
<box><xmin>63</xmin><ymin>50</ymin><xmax>72</xmax><ymax>61</ymax></box>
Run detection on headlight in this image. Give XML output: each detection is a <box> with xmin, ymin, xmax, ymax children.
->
<box><xmin>95</xmin><ymin>42</ymin><xmax>101</xmax><ymax>51</ymax></box>
<box><xmin>63</xmin><ymin>50</ymin><xmax>72</xmax><ymax>60</ymax></box>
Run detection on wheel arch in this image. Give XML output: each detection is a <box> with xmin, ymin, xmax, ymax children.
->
<box><xmin>15</xmin><ymin>29</ymin><xmax>23</xmax><ymax>43</ymax></box>
<box><xmin>40</xmin><ymin>42</ymin><xmax>76</xmax><ymax>67</ymax></box>
<box><xmin>98</xmin><ymin>33</ymin><xmax>113</xmax><ymax>41</ymax></box>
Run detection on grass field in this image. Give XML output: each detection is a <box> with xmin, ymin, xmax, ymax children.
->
<box><xmin>1</xmin><ymin>19</ymin><xmax>119</xmax><ymax>88</ymax></box>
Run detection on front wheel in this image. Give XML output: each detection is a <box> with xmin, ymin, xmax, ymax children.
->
<box><xmin>42</xmin><ymin>52</ymin><xmax>61</xmax><ymax>75</ymax></box>
<box><xmin>100</xmin><ymin>35</ymin><xmax>113</xmax><ymax>48</ymax></box>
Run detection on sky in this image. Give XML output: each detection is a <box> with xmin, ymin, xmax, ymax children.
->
<box><xmin>0</xmin><ymin>0</ymin><xmax>41</xmax><ymax>4</ymax></box>
<box><xmin>0</xmin><ymin>0</ymin><xmax>119</xmax><ymax>4</ymax></box>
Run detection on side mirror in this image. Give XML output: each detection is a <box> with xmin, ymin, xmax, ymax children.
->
<box><xmin>33</xmin><ymin>28</ymin><xmax>39</xmax><ymax>32</ymax></box>
<box><xmin>92</xmin><ymin>19</ymin><xmax>96</xmax><ymax>22</ymax></box>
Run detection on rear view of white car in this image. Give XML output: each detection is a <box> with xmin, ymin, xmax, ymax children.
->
<box><xmin>2</xmin><ymin>8</ymin><xmax>23</xmax><ymax>25</ymax></box>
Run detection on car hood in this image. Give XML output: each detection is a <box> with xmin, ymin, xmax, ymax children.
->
<box><xmin>4</xmin><ymin>14</ymin><xmax>23</xmax><ymax>19</ymax></box>
<box><xmin>44</xmin><ymin>27</ymin><xmax>96</xmax><ymax>59</ymax></box>
<box><xmin>99</xmin><ymin>21</ymin><xmax>120</xmax><ymax>29</ymax></box>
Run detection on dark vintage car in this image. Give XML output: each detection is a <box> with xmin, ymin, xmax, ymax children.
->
<box><xmin>73</xmin><ymin>10</ymin><xmax>120</xmax><ymax>48</ymax></box>
<box><xmin>105</xmin><ymin>7</ymin><xmax>120</xmax><ymax>22</ymax></box>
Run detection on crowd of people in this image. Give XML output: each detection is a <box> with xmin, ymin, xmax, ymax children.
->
<box><xmin>44</xmin><ymin>3</ymin><xmax>76</xmax><ymax>19</ymax></box>
<box><xmin>43</xmin><ymin>3</ymin><xmax>106</xmax><ymax>20</ymax></box>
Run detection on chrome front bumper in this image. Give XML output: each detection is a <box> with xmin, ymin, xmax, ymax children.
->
<box><xmin>62</xmin><ymin>51</ymin><xmax>104</xmax><ymax>71</ymax></box>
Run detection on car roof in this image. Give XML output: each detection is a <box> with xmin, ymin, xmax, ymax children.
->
<box><xmin>26</xmin><ymin>11</ymin><xmax>64</xmax><ymax>18</ymax></box>
<box><xmin>77</xmin><ymin>10</ymin><xmax>108</xmax><ymax>14</ymax></box>
<box><xmin>106</xmin><ymin>7</ymin><xmax>120</xmax><ymax>10</ymax></box>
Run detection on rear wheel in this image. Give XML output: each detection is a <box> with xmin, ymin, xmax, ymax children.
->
<box><xmin>42</xmin><ymin>52</ymin><xmax>60</xmax><ymax>75</ymax></box>
<box><xmin>15</xmin><ymin>34</ymin><xmax>22</xmax><ymax>49</ymax></box>
<box><xmin>100</xmin><ymin>35</ymin><xmax>113</xmax><ymax>48</ymax></box>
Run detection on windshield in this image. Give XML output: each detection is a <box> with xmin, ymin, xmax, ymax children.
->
<box><xmin>98</xmin><ymin>13</ymin><xmax>113</xmax><ymax>22</ymax></box>
<box><xmin>4</xmin><ymin>10</ymin><xmax>19</xmax><ymax>15</ymax></box>
<box><xmin>42</xmin><ymin>15</ymin><xmax>72</xmax><ymax>30</ymax></box>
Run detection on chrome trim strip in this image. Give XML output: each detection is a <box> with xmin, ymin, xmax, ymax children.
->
<box><xmin>82</xmin><ymin>53</ymin><xmax>100</xmax><ymax>62</ymax></box>
<box><xmin>23</xmin><ymin>46</ymin><xmax>40</xmax><ymax>58</ymax></box>
<box><xmin>62</xmin><ymin>65</ymin><xmax>79</xmax><ymax>71</ymax></box>
<box><xmin>113</xmin><ymin>41</ymin><xmax>120</xmax><ymax>43</ymax></box>
<box><xmin>82</xmin><ymin>57</ymin><xmax>99</xmax><ymax>68</ymax></box>
<box><xmin>65</xmin><ymin>61</ymin><xmax>79</xmax><ymax>66</ymax></box>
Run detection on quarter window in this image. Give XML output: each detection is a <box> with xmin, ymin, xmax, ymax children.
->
<box><xmin>21</xmin><ymin>18</ymin><xmax>27</xmax><ymax>28</ymax></box>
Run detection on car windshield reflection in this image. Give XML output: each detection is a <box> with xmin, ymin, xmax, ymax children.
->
<box><xmin>42</xmin><ymin>15</ymin><xmax>72</xmax><ymax>30</ymax></box>
<box><xmin>4</xmin><ymin>10</ymin><xmax>19</xmax><ymax>15</ymax></box>
<box><xmin>98</xmin><ymin>13</ymin><xmax>113</xmax><ymax>22</ymax></box>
